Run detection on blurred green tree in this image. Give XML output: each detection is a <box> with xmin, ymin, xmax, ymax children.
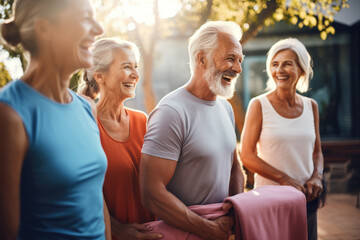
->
<box><xmin>0</xmin><ymin>61</ymin><xmax>11</xmax><ymax>88</ymax></box>
<box><xmin>0</xmin><ymin>0</ymin><xmax>27</xmax><ymax>72</ymax></box>
<box><xmin>0</xmin><ymin>0</ymin><xmax>349</xmax><ymax>120</ymax></box>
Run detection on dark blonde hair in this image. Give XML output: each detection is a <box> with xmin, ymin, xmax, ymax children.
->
<box><xmin>1</xmin><ymin>0</ymin><xmax>71</xmax><ymax>54</ymax></box>
<box><xmin>78</xmin><ymin>37</ymin><xmax>140</xmax><ymax>100</ymax></box>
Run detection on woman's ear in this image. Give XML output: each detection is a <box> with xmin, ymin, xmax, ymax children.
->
<box><xmin>34</xmin><ymin>18</ymin><xmax>52</xmax><ymax>42</ymax></box>
<box><xmin>93</xmin><ymin>72</ymin><xmax>104</xmax><ymax>84</ymax></box>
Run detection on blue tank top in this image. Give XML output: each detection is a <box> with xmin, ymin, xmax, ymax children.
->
<box><xmin>0</xmin><ymin>80</ymin><xmax>107</xmax><ymax>240</ymax></box>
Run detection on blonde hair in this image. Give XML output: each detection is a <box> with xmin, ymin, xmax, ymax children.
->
<box><xmin>188</xmin><ymin>21</ymin><xmax>242</xmax><ymax>76</ymax></box>
<box><xmin>266</xmin><ymin>38</ymin><xmax>313</xmax><ymax>93</ymax></box>
<box><xmin>77</xmin><ymin>37</ymin><xmax>140</xmax><ymax>99</ymax></box>
<box><xmin>1</xmin><ymin>0</ymin><xmax>71</xmax><ymax>54</ymax></box>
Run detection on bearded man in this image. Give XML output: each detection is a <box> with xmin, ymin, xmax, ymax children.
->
<box><xmin>139</xmin><ymin>21</ymin><xmax>245</xmax><ymax>240</ymax></box>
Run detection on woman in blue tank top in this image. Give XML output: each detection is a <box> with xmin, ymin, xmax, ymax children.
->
<box><xmin>0</xmin><ymin>0</ymin><xmax>110</xmax><ymax>239</ymax></box>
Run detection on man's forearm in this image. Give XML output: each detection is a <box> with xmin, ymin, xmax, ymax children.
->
<box><xmin>143</xmin><ymin>185</ymin><xmax>217</xmax><ymax>239</ymax></box>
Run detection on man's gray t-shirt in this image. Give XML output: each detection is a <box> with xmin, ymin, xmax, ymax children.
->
<box><xmin>142</xmin><ymin>87</ymin><xmax>236</xmax><ymax>206</ymax></box>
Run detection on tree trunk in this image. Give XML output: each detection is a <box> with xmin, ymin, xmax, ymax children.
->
<box><xmin>133</xmin><ymin>0</ymin><xmax>159</xmax><ymax>114</ymax></box>
<box><xmin>229</xmin><ymin>0</ymin><xmax>278</xmax><ymax>134</ymax></box>
<box><xmin>240</xmin><ymin>0</ymin><xmax>278</xmax><ymax>45</ymax></box>
<box><xmin>228</xmin><ymin>94</ymin><xmax>246</xmax><ymax>134</ymax></box>
<box><xmin>142</xmin><ymin>54</ymin><xmax>157</xmax><ymax>113</ymax></box>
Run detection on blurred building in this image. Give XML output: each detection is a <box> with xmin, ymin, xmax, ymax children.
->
<box><xmin>125</xmin><ymin>4</ymin><xmax>360</xmax><ymax>193</ymax></box>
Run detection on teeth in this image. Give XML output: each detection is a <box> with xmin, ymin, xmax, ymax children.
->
<box><xmin>123</xmin><ymin>83</ymin><xmax>135</xmax><ymax>87</ymax></box>
<box><xmin>277</xmin><ymin>76</ymin><xmax>288</xmax><ymax>80</ymax></box>
<box><xmin>223</xmin><ymin>75</ymin><xmax>232</xmax><ymax>81</ymax></box>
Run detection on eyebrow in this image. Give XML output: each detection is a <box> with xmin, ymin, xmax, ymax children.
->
<box><xmin>271</xmin><ymin>60</ymin><xmax>294</xmax><ymax>63</ymax></box>
<box><xmin>227</xmin><ymin>53</ymin><xmax>244</xmax><ymax>60</ymax></box>
<box><xmin>120</xmin><ymin>62</ymin><xmax>133</xmax><ymax>65</ymax></box>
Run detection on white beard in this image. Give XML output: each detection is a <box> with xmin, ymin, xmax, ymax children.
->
<box><xmin>204</xmin><ymin>63</ymin><xmax>238</xmax><ymax>99</ymax></box>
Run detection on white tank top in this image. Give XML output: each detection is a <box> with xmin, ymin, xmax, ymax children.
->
<box><xmin>254</xmin><ymin>93</ymin><xmax>316</xmax><ymax>188</ymax></box>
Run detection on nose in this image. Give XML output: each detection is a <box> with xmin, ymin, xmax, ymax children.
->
<box><xmin>132</xmin><ymin>68</ymin><xmax>139</xmax><ymax>80</ymax></box>
<box><xmin>276</xmin><ymin>64</ymin><xmax>284</xmax><ymax>73</ymax></box>
<box><xmin>92</xmin><ymin>19</ymin><xmax>104</xmax><ymax>36</ymax></box>
<box><xmin>232</xmin><ymin>60</ymin><xmax>242</xmax><ymax>74</ymax></box>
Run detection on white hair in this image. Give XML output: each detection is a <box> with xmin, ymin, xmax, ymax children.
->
<box><xmin>266</xmin><ymin>38</ymin><xmax>313</xmax><ymax>93</ymax></box>
<box><xmin>188</xmin><ymin>21</ymin><xmax>242</xmax><ymax>76</ymax></box>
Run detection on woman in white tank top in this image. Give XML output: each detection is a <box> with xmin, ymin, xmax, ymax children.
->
<box><xmin>240</xmin><ymin>38</ymin><xmax>324</xmax><ymax>240</ymax></box>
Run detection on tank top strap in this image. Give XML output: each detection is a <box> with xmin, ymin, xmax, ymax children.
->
<box><xmin>255</xmin><ymin>93</ymin><xmax>270</xmax><ymax>111</ymax></box>
<box><xmin>299</xmin><ymin>95</ymin><xmax>314</xmax><ymax>120</ymax></box>
<box><xmin>256</xmin><ymin>93</ymin><xmax>275</xmax><ymax>121</ymax></box>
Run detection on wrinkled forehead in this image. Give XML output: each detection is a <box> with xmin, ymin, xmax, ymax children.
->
<box><xmin>272</xmin><ymin>49</ymin><xmax>299</xmax><ymax>62</ymax></box>
<box><xmin>215</xmin><ymin>32</ymin><xmax>243</xmax><ymax>56</ymax></box>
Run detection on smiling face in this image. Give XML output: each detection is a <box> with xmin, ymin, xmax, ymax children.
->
<box><xmin>101</xmin><ymin>48</ymin><xmax>139</xmax><ymax>100</ymax></box>
<box><xmin>270</xmin><ymin>49</ymin><xmax>304</xmax><ymax>91</ymax></box>
<box><xmin>204</xmin><ymin>32</ymin><xmax>243</xmax><ymax>99</ymax></box>
<box><xmin>46</xmin><ymin>0</ymin><xmax>103</xmax><ymax>72</ymax></box>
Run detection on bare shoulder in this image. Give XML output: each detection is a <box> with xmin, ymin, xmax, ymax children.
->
<box><xmin>0</xmin><ymin>103</ymin><xmax>25</xmax><ymax>131</ymax></box>
<box><xmin>310</xmin><ymin>98</ymin><xmax>319</xmax><ymax>109</ymax></box>
<box><xmin>307</xmin><ymin>98</ymin><xmax>319</xmax><ymax>116</ymax></box>
<box><xmin>246</xmin><ymin>98</ymin><xmax>262</xmax><ymax>117</ymax></box>
<box><xmin>0</xmin><ymin>102</ymin><xmax>28</xmax><ymax>161</ymax></box>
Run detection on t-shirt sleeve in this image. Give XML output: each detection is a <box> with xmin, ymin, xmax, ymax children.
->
<box><xmin>142</xmin><ymin>104</ymin><xmax>184</xmax><ymax>161</ymax></box>
<box><xmin>222</xmin><ymin>99</ymin><xmax>235</xmax><ymax>128</ymax></box>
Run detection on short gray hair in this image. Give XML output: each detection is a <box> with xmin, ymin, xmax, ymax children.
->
<box><xmin>266</xmin><ymin>38</ymin><xmax>313</xmax><ymax>93</ymax></box>
<box><xmin>188</xmin><ymin>21</ymin><xmax>242</xmax><ymax>76</ymax></box>
<box><xmin>77</xmin><ymin>37</ymin><xmax>140</xmax><ymax>99</ymax></box>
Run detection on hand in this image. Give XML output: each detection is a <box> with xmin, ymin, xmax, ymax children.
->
<box><xmin>278</xmin><ymin>175</ymin><xmax>306</xmax><ymax>194</ymax></box>
<box><xmin>207</xmin><ymin>215</ymin><xmax>234</xmax><ymax>240</ymax></box>
<box><xmin>222</xmin><ymin>202</ymin><xmax>233</xmax><ymax>212</ymax></box>
<box><xmin>112</xmin><ymin>222</ymin><xmax>163</xmax><ymax>240</ymax></box>
<box><xmin>304</xmin><ymin>176</ymin><xmax>323</xmax><ymax>202</ymax></box>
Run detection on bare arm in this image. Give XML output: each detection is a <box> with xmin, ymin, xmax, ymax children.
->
<box><xmin>103</xmin><ymin>197</ymin><xmax>111</xmax><ymax>240</ymax></box>
<box><xmin>109</xmin><ymin>215</ymin><xmax>162</xmax><ymax>240</ymax></box>
<box><xmin>239</xmin><ymin>99</ymin><xmax>305</xmax><ymax>193</ymax></box>
<box><xmin>304</xmin><ymin>100</ymin><xmax>324</xmax><ymax>201</ymax></box>
<box><xmin>0</xmin><ymin>103</ymin><xmax>28</xmax><ymax>239</ymax></box>
<box><xmin>140</xmin><ymin>153</ymin><xmax>233</xmax><ymax>240</ymax></box>
<box><xmin>229</xmin><ymin>149</ymin><xmax>245</xmax><ymax>196</ymax></box>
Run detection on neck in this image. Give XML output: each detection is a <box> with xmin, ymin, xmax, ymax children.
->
<box><xmin>21</xmin><ymin>58</ymin><xmax>74</xmax><ymax>103</ymax></box>
<box><xmin>185</xmin><ymin>72</ymin><xmax>217</xmax><ymax>101</ymax></box>
<box><xmin>97</xmin><ymin>94</ymin><xmax>126</xmax><ymax>122</ymax></box>
<box><xmin>273</xmin><ymin>88</ymin><xmax>298</xmax><ymax>106</ymax></box>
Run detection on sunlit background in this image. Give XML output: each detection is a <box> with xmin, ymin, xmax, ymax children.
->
<box><xmin>0</xmin><ymin>1</ymin><xmax>360</xmax><ymax>238</ymax></box>
<box><xmin>0</xmin><ymin>0</ymin><xmax>359</xmax><ymax>140</ymax></box>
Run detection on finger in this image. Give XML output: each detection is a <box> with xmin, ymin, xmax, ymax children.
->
<box><xmin>295</xmin><ymin>184</ymin><xmax>306</xmax><ymax>194</ymax></box>
<box><xmin>138</xmin><ymin>232</ymin><xmax>163</xmax><ymax>239</ymax></box>
<box><xmin>221</xmin><ymin>215</ymin><xmax>234</xmax><ymax>228</ymax></box>
<box><xmin>222</xmin><ymin>202</ymin><xmax>233</xmax><ymax>212</ymax></box>
<box><xmin>133</xmin><ymin>223</ymin><xmax>153</xmax><ymax>231</ymax></box>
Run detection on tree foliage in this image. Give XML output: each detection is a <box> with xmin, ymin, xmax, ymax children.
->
<box><xmin>0</xmin><ymin>0</ymin><xmax>350</xmax><ymax>114</ymax></box>
<box><xmin>178</xmin><ymin>0</ymin><xmax>349</xmax><ymax>43</ymax></box>
<box><xmin>0</xmin><ymin>61</ymin><xmax>11</xmax><ymax>88</ymax></box>
<box><xmin>0</xmin><ymin>0</ymin><xmax>28</xmax><ymax>71</ymax></box>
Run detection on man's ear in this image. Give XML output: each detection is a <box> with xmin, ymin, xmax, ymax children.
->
<box><xmin>196</xmin><ymin>51</ymin><xmax>207</xmax><ymax>69</ymax></box>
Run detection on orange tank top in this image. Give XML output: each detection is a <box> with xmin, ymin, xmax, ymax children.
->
<box><xmin>99</xmin><ymin>108</ymin><xmax>154</xmax><ymax>225</ymax></box>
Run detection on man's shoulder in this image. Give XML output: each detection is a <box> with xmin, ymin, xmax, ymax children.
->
<box><xmin>157</xmin><ymin>87</ymin><xmax>189</xmax><ymax>112</ymax></box>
